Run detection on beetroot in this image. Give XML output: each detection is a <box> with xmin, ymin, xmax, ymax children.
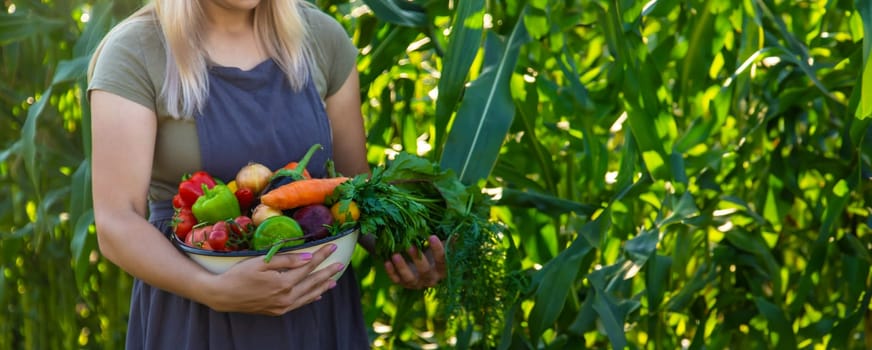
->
<box><xmin>292</xmin><ymin>204</ymin><xmax>333</xmax><ymax>240</ymax></box>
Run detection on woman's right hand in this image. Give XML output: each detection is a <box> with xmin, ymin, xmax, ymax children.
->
<box><xmin>198</xmin><ymin>243</ymin><xmax>344</xmax><ymax>316</ymax></box>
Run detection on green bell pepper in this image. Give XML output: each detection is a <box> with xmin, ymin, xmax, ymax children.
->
<box><xmin>191</xmin><ymin>183</ymin><xmax>241</xmax><ymax>224</ymax></box>
<box><xmin>253</xmin><ymin>215</ymin><xmax>305</xmax><ymax>262</ymax></box>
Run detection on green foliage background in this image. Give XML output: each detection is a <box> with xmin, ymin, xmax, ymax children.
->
<box><xmin>1</xmin><ymin>0</ymin><xmax>871</xmax><ymax>349</ymax></box>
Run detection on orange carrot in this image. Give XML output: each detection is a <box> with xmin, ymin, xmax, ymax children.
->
<box><xmin>260</xmin><ymin>177</ymin><xmax>350</xmax><ymax>210</ymax></box>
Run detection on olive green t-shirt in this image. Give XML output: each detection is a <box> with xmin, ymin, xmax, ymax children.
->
<box><xmin>88</xmin><ymin>6</ymin><xmax>358</xmax><ymax>202</ymax></box>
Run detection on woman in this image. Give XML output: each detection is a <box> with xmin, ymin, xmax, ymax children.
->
<box><xmin>88</xmin><ymin>0</ymin><xmax>446</xmax><ymax>348</ymax></box>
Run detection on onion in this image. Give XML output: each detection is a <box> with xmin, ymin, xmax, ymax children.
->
<box><xmin>235</xmin><ymin>162</ymin><xmax>272</xmax><ymax>194</ymax></box>
<box><xmin>251</xmin><ymin>204</ymin><xmax>282</xmax><ymax>226</ymax></box>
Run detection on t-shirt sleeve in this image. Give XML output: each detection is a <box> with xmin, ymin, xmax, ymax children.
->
<box><xmin>307</xmin><ymin>9</ymin><xmax>359</xmax><ymax>97</ymax></box>
<box><xmin>88</xmin><ymin>21</ymin><xmax>157</xmax><ymax>112</ymax></box>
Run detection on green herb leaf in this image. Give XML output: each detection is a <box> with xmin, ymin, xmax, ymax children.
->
<box><xmin>331</xmin><ymin>152</ymin><xmax>526</xmax><ymax>344</ymax></box>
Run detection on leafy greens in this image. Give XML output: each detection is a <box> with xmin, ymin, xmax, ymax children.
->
<box><xmin>329</xmin><ymin>152</ymin><xmax>525</xmax><ymax>343</ymax></box>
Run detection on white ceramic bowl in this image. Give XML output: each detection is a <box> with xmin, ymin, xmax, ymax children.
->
<box><xmin>172</xmin><ymin>226</ymin><xmax>359</xmax><ymax>280</ymax></box>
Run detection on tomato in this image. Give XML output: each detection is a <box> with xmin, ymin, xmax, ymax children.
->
<box><xmin>200</xmin><ymin>241</ymin><xmax>214</xmax><ymax>251</ymax></box>
<box><xmin>224</xmin><ymin>216</ymin><xmax>254</xmax><ymax>251</ymax></box>
<box><xmin>173</xmin><ymin>209</ymin><xmax>197</xmax><ymax>241</ymax></box>
<box><xmin>172</xmin><ymin>194</ymin><xmax>187</xmax><ymax>209</ymax></box>
<box><xmin>331</xmin><ymin>201</ymin><xmax>360</xmax><ymax>224</ymax></box>
<box><xmin>188</xmin><ymin>225</ymin><xmax>211</xmax><ymax>249</ymax></box>
<box><xmin>207</xmin><ymin>222</ymin><xmax>230</xmax><ymax>251</ymax></box>
<box><xmin>230</xmin><ymin>216</ymin><xmax>254</xmax><ymax>235</ymax></box>
<box><xmin>234</xmin><ymin>188</ymin><xmax>256</xmax><ymax>214</ymax></box>
<box><xmin>206</xmin><ymin>227</ymin><xmax>230</xmax><ymax>251</ymax></box>
<box><xmin>184</xmin><ymin>227</ymin><xmax>194</xmax><ymax>246</ymax></box>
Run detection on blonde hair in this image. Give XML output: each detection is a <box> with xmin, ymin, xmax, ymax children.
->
<box><xmin>89</xmin><ymin>0</ymin><xmax>313</xmax><ymax>119</ymax></box>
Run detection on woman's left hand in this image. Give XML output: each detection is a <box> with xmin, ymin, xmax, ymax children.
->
<box><xmin>384</xmin><ymin>235</ymin><xmax>447</xmax><ymax>289</ymax></box>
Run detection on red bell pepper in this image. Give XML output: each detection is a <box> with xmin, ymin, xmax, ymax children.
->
<box><xmin>178</xmin><ymin>171</ymin><xmax>217</xmax><ymax>206</ymax></box>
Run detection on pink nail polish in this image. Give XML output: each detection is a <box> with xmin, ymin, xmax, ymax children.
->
<box><xmin>329</xmin><ymin>244</ymin><xmax>338</xmax><ymax>252</ymax></box>
<box><xmin>299</xmin><ymin>253</ymin><xmax>313</xmax><ymax>261</ymax></box>
<box><xmin>328</xmin><ymin>280</ymin><xmax>337</xmax><ymax>289</ymax></box>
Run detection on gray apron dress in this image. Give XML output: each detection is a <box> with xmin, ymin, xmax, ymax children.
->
<box><xmin>137</xmin><ymin>59</ymin><xmax>370</xmax><ymax>349</ymax></box>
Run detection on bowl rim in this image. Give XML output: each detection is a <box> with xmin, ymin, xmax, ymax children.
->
<box><xmin>171</xmin><ymin>225</ymin><xmax>359</xmax><ymax>257</ymax></box>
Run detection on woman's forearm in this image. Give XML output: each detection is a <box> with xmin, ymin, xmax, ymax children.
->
<box><xmin>95</xmin><ymin>210</ymin><xmax>217</xmax><ymax>303</ymax></box>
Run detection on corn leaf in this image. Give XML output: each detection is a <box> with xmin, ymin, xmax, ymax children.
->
<box><xmin>22</xmin><ymin>86</ymin><xmax>52</xmax><ymax>195</ymax></box>
<box><xmin>754</xmin><ymin>297</ymin><xmax>797</xmax><ymax>350</ymax></box>
<box><xmin>587</xmin><ymin>264</ymin><xmax>632</xmax><ymax>349</ymax></box>
<box><xmin>434</xmin><ymin>0</ymin><xmax>485</xmax><ymax>156</ymax></box>
<box><xmin>0</xmin><ymin>13</ymin><xmax>65</xmax><ymax>45</ymax></box>
<box><xmin>528</xmin><ymin>216</ymin><xmax>604</xmax><ymax>342</ymax></box>
<box><xmin>440</xmin><ymin>8</ymin><xmax>529</xmax><ymax>184</ymax></box>
<box><xmin>497</xmin><ymin>187</ymin><xmax>598</xmax><ymax>217</ymax></box>
<box><xmin>71</xmin><ymin>210</ymin><xmax>94</xmax><ymax>291</ymax></box>
<box><xmin>361</xmin><ymin>0</ymin><xmax>427</xmax><ymax>27</ymax></box>
<box><xmin>856</xmin><ymin>0</ymin><xmax>872</xmax><ymax>119</ymax></box>
<box><xmin>51</xmin><ymin>57</ymin><xmax>90</xmax><ymax>85</ymax></box>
